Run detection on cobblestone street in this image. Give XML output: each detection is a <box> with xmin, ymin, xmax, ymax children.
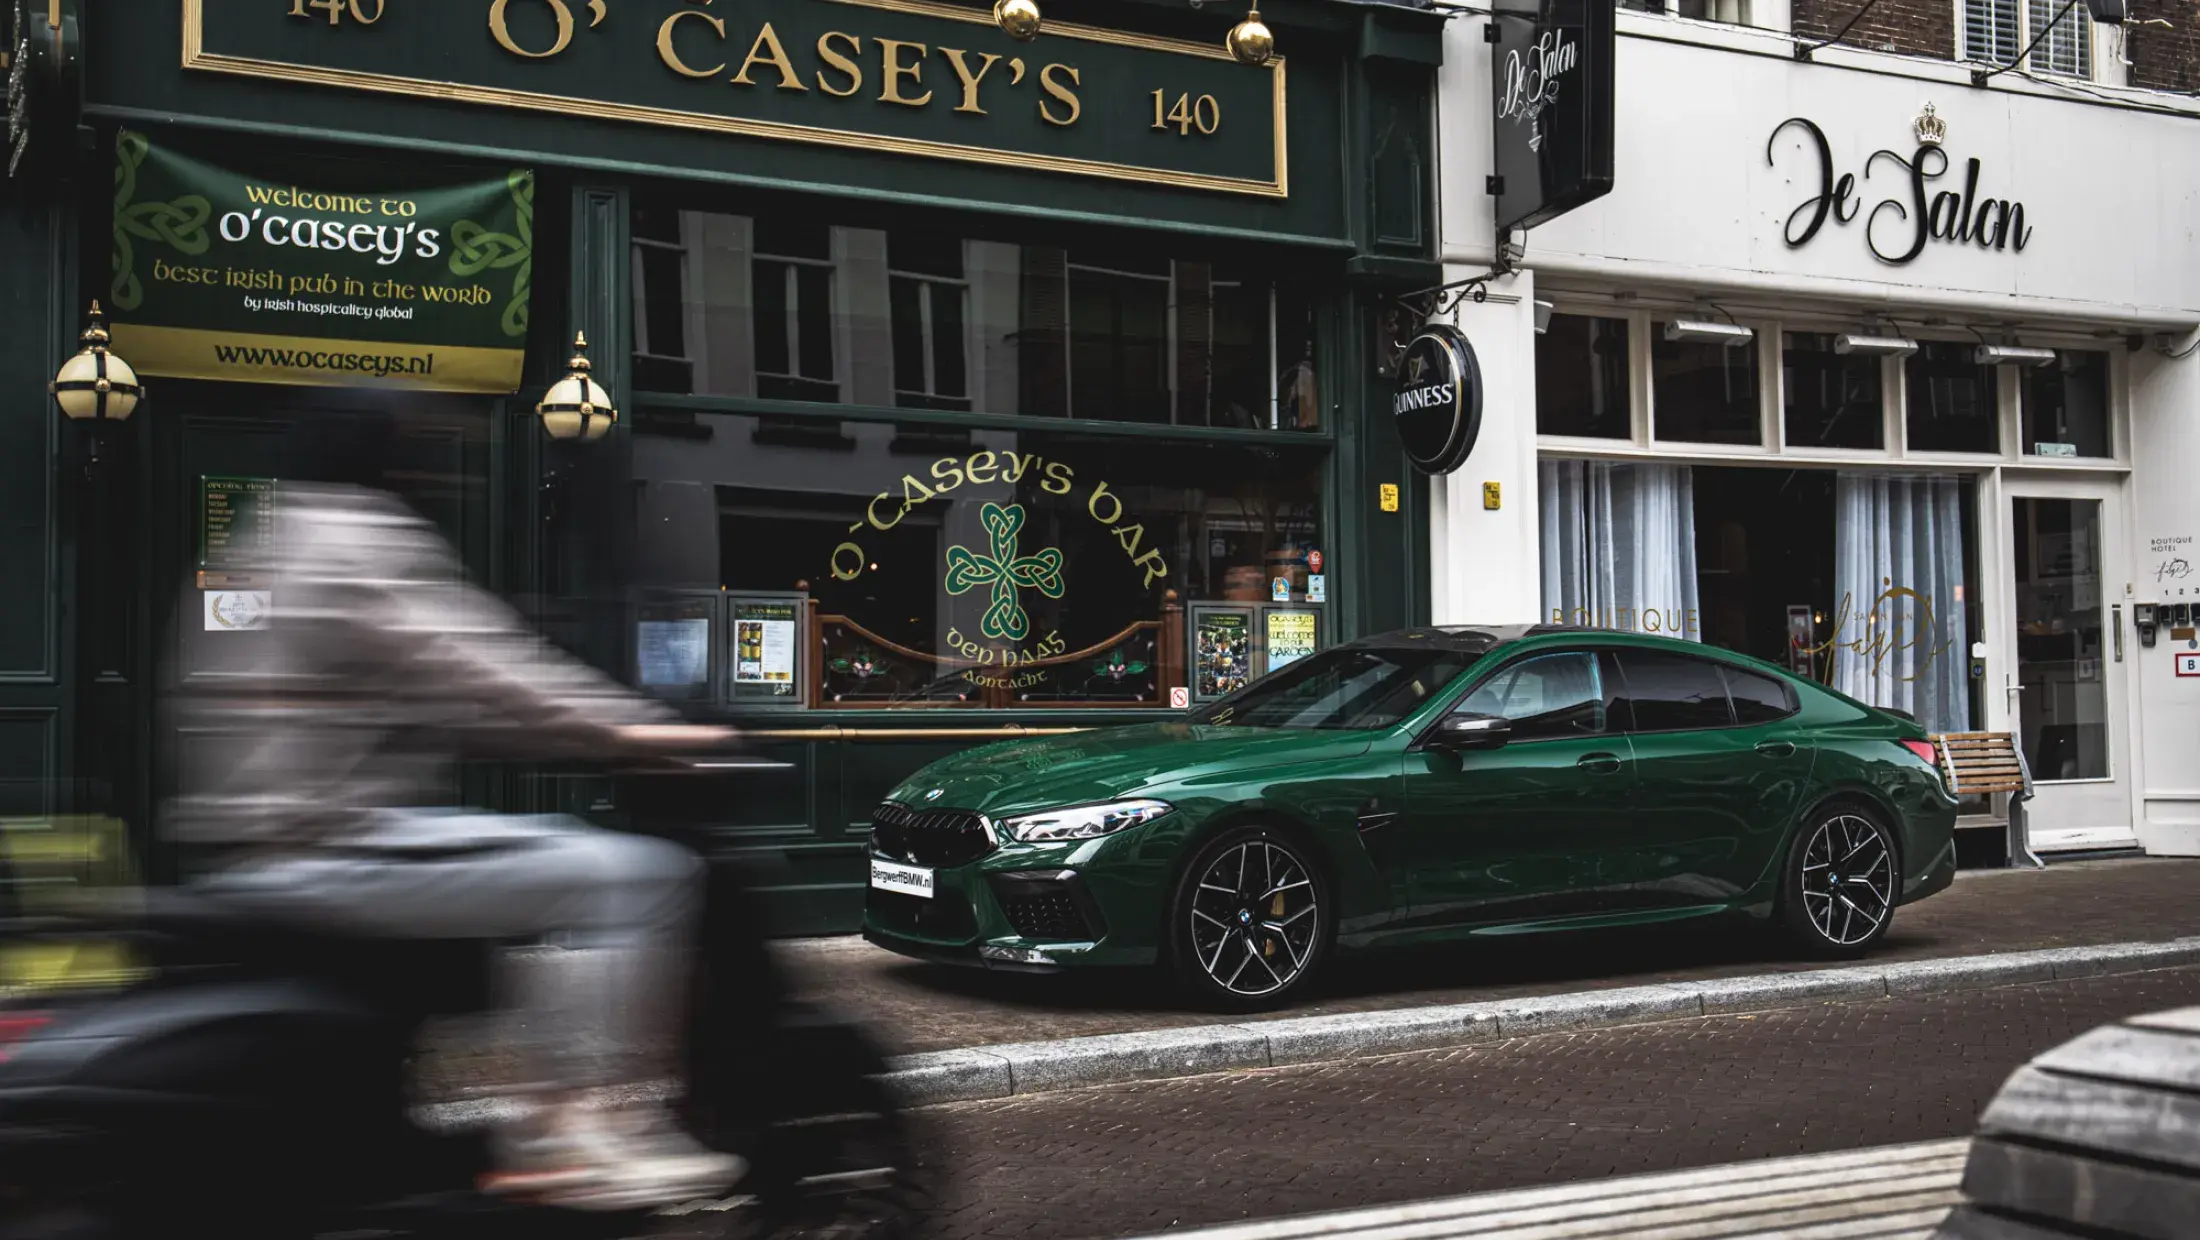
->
<box><xmin>907</xmin><ymin>965</ymin><xmax>2200</xmax><ymax>1240</ymax></box>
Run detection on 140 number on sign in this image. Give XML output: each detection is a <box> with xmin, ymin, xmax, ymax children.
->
<box><xmin>1151</xmin><ymin>91</ymin><xmax>1221</xmax><ymax>136</ymax></box>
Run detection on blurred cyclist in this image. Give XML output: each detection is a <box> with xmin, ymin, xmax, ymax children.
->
<box><xmin>163</xmin><ymin>408</ymin><xmax>740</xmax><ymax>1211</ymax></box>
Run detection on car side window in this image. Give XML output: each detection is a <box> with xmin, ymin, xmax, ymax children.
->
<box><xmin>1721</xmin><ymin>665</ymin><xmax>1799</xmax><ymax>725</ymax></box>
<box><xmin>1613</xmin><ymin>649</ymin><xmax>1736</xmax><ymax>732</ymax></box>
<box><xmin>1455</xmin><ymin>652</ymin><xmax>1606</xmax><ymax>742</ymax></box>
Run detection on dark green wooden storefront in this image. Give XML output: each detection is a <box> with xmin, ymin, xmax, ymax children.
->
<box><xmin>1</xmin><ymin>0</ymin><xmax>1444</xmax><ymax>936</ymax></box>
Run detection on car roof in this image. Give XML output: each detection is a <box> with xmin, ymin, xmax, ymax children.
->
<box><xmin>1346</xmin><ymin>625</ymin><xmax>1779</xmax><ymax>667</ymax></box>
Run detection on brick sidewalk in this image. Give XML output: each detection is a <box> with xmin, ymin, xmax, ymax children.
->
<box><xmin>780</xmin><ymin>858</ymin><xmax>2200</xmax><ymax>1056</ymax></box>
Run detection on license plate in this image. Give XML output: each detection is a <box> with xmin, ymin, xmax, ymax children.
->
<box><xmin>870</xmin><ymin>860</ymin><xmax>935</xmax><ymax>899</ymax></box>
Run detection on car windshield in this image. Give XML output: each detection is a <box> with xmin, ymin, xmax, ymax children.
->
<box><xmin>1191</xmin><ymin>645</ymin><xmax>1481</xmax><ymax>730</ymax></box>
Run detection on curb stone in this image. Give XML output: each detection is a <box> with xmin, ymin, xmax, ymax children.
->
<box><xmin>875</xmin><ymin>936</ymin><xmax>2200</xmax><ymax>1107</ymax></box>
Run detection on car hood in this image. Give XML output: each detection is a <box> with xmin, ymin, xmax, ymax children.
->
<box><xmin>887</xmin><ymin>722</ymin><xmax>1376</xmax><ymax>817</ymax></box>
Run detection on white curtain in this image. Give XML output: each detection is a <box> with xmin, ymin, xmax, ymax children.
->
<box><xmin>1832</xmin><ymin>473</ymin><xmax>1971</xmax><ymax>735</ymax></box>
<box><xmin>1540</xmin><ymin>460</ymin><xmax>1701</xmax><ymax>641</ymax></box>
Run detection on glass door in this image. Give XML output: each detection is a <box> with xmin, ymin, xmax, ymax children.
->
<box><xmin>2004</xmin><ymin>479</ymin><xmax>2133</xmax><ymax>850</ymax></box>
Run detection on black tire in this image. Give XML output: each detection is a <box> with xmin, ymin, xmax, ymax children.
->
<box><xmin>1166</xmin><ymin>824</ymin><xmax>1331</xmax><ymax>1012</ymax></box>
<box><xmin>1778</xmin><ymin>801</ymin><xmax>1900</xmax><ymax>959</ymax></box>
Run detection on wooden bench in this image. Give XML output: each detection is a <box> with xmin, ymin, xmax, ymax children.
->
<box><xmin>1934</xmin><ymin>1005</ymin><xmax>2200</xmax><ymax>1239</ymax></box>
<box><xmin>1933</xmin><ymin>732</ymin><xmax>2042</xmax><ymax>869</ymax></box>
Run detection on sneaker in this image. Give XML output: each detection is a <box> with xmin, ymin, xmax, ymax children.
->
<box><xmin>484</xmin><ymin>1115</ymin><xmax>745</xmax><ymax>1213</ymax></box>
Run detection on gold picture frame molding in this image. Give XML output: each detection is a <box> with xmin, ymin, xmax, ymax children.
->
<box><xmin>179</xmin><ymin>0</ymin><xmax>1289</xmax><ymax>199</ymax></box>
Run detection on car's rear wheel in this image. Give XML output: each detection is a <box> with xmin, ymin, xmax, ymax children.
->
<box><xmin>1167</xmin><ymin>826</ymin><xmax>1329</xmax><ymax>1012</ymax></box>
<box><xmin>1779</xmin><ymin>802</ymin><xmax>1899</xmax><ymax>958</ymax></box>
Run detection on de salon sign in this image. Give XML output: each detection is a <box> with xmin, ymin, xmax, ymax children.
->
<box><xmin>1767</xmin><ymin>108</ymin><xmax>2035</xmax><ymax>266</ymax></box>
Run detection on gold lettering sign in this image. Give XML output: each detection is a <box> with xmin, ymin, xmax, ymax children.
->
<box><xmin>182</xmin><ymin>0</ymin><xmax>1289</xmax><ymax>198</ymax></box>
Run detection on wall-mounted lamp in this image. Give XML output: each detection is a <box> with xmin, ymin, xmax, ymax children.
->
<box><xmin>1834</xmin><ymin>333</ymin><xmax>1919</xmax><ymax>359</ymax></box>
<box><xmin>992</xmin><ymin>0</ymin><xmax>1042</xmax><ymax>41</ymax></box>
<box><xmin>537</xmin><ymin>332</ymin><xmax>617</xmax><ymax>441</ymax></box>
<box><xmin>1227</xmin><ymin>8</ymin><xmax>1275</xmax><ymax>65</ymax></box>
<box><xmin>1533</xmin><ymin>300</ymin><xmax>1555</xmax><ymax>335</ymax></box>
<box><xmin>50</xmin><ymin>302</ymin><xmax>145</xmax><ymax>425</ymax></box>
<box><xmin>1664</xmin><ymin>319</ymin><xmax>1755</xmax><ymax>348</ymax></box>
<box><xmin>1974</xmin><ymin>343</ymin><xmax>2058</xmax><ymax>367</ymax></box>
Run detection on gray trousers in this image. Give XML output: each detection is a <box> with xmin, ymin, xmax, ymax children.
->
<box><xmin>196</xmin><ymin>810</ymin><xmax>705</xmax><ymax>1092</ymax></box>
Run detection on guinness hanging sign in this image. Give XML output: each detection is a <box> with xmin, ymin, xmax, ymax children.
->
<box><xmin>1394</xmin><ymin>325</ymin><xmax>1482</xmax><ymax>477</ymax></box>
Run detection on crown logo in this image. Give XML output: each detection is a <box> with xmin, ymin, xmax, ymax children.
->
<box><xmin>1914</xmin><ymin>103</ymin><xmax>1947</xmax><ymax>148</ymax></box>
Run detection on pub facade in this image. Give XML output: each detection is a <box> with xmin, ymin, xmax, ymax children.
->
<box><xmin>0</xmin><ymin>0</ymin><xmax>1448</xmax><ymax>933</ymax></box>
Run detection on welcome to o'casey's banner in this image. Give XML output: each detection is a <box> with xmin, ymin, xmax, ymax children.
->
<box><xmin>106</xmin><ymin>131</ymin><xmax>534</xmax><ymax>394</ymax></box>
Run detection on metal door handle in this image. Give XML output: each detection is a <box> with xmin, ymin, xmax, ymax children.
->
<box><xmin>1577</xmin><ymin>753</ymin><xmax>1623</xmax><ymax>774</ymax></box>
<box><xmin>1755</xmin><ymin>741</ymin><xmax>1797</xmax><ymax>757</ymax></box>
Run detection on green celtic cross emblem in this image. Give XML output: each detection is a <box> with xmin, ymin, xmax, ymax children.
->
<box><xmin>945</xmin><ymin>503</ymin><xmax>1065</xmax><ymax>642</ymax></box>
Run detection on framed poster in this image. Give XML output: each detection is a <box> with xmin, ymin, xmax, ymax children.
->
<box><xmin>1260</xmin><ymin>606</ymin><xmax>1323</xmax><ymax>675</ymax></box>
<box><xmin>730</xmin><ymin>592</ymin><xmax>807</xmax><ymax>706</ymax></box>
<box><xmin>1188</xmin><ymin>603</ymin><xmax>1256</xmax><ymax>703</ymax></box>
<box><xmin>633</xmin><ymin>595</ymin><xmax>716</xmax><ymax>702</ymax></box>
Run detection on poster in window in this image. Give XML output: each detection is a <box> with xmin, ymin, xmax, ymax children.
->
<box><xmin>198</xmin><ymin>475</ymin><xmax>276</xmax><ymax>579</ymax></box>
<box><xmin>1193</xmin><ymin>608</ymin><xmax>1254</xmax><ymax>701</ymax></box>
<box><xmin>635</xmin><ymin>598</ymin><xmax>714</xmax><ymax>697</ymax></box>
<box><xmin>1265</xmin><ymin>610</ymin><xmax>1319</xmax><ymax>673</ymax></box>
<box><xmin>732</xmin><ymin>598</ymin><xmax>802</xmax><ymax>701</ymax></box>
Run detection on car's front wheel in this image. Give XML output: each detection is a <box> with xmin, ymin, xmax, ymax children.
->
<box><xmin>1779</xmin><ymin>802</ymin><xmax>1900</xmax><ymax>958</ymax></box>
<box><xmin>1167</xmin><ymin>825</ymin><xmax>1330</xmax><ymax>1011</ymax></box>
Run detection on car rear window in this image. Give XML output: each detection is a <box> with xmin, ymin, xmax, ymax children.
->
<box><xmin>1721</xmin><ymin>665</ymin><xmax>1799</xmax><ymax>725</ymax></box>
<box><xmin>1613</xmin><ymin>649</ymin><xmax>1735</xmax><ymax>732</ymax></box>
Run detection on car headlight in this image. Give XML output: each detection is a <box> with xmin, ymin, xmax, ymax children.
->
<box><xmin>1001</xmin><ymin>799</ymin><xmax>1174</xmax><ymax>843</ymax></box>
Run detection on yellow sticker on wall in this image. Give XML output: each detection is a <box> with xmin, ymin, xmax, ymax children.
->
<box><xmin>1379</xmin><ymin>484</ymin><xmax>1400</xmax><ymax>513</ymax></box>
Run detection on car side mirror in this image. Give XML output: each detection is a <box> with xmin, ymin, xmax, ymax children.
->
<box><xmin>1431</xmin><ymin>712</ymin><xmax>1511</xmax><ymax>751</ymax></box>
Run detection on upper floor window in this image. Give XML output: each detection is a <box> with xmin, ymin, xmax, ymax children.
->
<box><xmin>1965</xmin><ymin>0</ymin><xmax>2093</xmax><ymax>78</ymax></box>
<box><xmin>1621</xmin><ymin>0</ymin><xmax>1754</xmax><ymax>27</ymax></box>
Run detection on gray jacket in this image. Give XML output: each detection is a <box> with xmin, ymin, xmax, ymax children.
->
<box><xmin>165</xmin><ymin>483</ymin><xmax>674</xmax><ymax>852</ymax></box>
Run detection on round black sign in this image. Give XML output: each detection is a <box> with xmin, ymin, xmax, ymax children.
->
<box><xmin>1393</xmin><ymin>325</ymin><xmax>1482</xmax><ymax>476</ymax></box>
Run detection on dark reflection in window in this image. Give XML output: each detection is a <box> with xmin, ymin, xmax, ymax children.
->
<box><xmin>629</xmin><ymin>414</ymin><xmax>1326</xmax><ymax>708</ymax></box>
<box><xmin>628</xmin><ymin>202</ymin><xmax>1320</xmax><ymax>431</ymax></box>
<box><xmin>1905</xmin><ymin>343</ymin><xmax>2000</xmax><ymax>454</ymax></box>
<box><xmin>1782</xmin><ymin>333</ymin><xmax>1883</xmax><ymax>450</ymax></box>
<box><xmin>2013</xmin><ymin>497</ymin><xmax>2108</xmax><ymax>780</ymax></box>
<box><xmin>1536</xmin><ymin>314</ymin><xmax>1630</xmax><ymax>439</ymax></box>
<box><xmin>2022</xmin><ymin>350</ymin><xmax>2111</xmax><ymax>458</ymax></box>
<box><xmin>1652</xmin><ymin>326</ymin><xmax>1761</xmax><ymax>445</ymax></box>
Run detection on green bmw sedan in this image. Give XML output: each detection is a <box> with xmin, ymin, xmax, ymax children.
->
<box><xmin>862</xmin><ymin>625</ymin><xmax>1960</xmax><ymax>1009</ymax></box>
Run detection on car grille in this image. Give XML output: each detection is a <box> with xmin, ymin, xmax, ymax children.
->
<box><xmin>869</xmin><ymin>802</ymin><xmax>996</xmax><ymax>868</ymax></box>
<box><xmin>997</xmin><ymin>892</ymin><xmax>1092</xmax><ymax>940</ymax></box>
<box><xmin>867</xmin><ymin>888</ymin><xmax>978</xmax><ymax>942</ymax></box>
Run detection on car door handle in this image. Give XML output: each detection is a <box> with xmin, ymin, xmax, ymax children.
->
<box><xmin>1577</xmin><ymin>752</ymin><xmax>1623</xmax><ymax>774</ymax></box>
<box><xmin>1755</xmin><ymin>741</ymin><xmax>1798</xmax><ymax>757</ymax></box>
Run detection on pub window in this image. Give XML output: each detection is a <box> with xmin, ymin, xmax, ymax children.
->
<box><xmin>1651</xmin><ymin>323</ymin><xmax>1761</xmax><ymax>446</ymax></box>
<box><xmin>754</xmin><ymin>217</ymin><xmax>840</xmax><ymax>403</ymax></box>
<box><xmin>2021</xmin><ymin>349</ymin><xmax>2111</xmax><ymax>459</ymax></box>
<box><xmin>888</xmin><ymin>235</ymin><xmax>973</xmax><ymax>413</ymax></box>
<box><xmin>1536</xmin><ymin>314</ymin><xmax>1630</xmax><ymax>440</ymax></box>
<box><xmin>1905</xmin><ymin>342</ymin><xmax>2001</xmax><ymax>454</ymax></box>
<box><xmin>629</xmin><ymin>200</ymin><xmax>1321</xmax><ymax>432</ymax></box>
<box><xmin>1783</xmin><ymin>332</ymin><xmax>1883</xmax><ymax>451</ymax></box>
<box><xmin>628</xmin><ymin>414</ymin><xmax>1327</xmax><ymax>709</ymax></box>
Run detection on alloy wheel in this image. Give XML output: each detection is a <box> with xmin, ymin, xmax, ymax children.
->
<box><xmin>1800</xmin><ymin>814</ymin><xmax>1895</xmax><ymax>947</ymax></box>
<box><xmin>1186</xmin><ymin>839</ymin><xmax>1321</xmax><ymax>998</ymax></box>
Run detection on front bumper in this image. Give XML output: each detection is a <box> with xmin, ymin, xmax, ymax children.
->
<box><xmin>862</xmin><ymin>835</ymin><xmax>1162</xmax><ymax>969</ymax></box>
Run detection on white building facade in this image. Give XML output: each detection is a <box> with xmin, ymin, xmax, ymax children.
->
<box><xmin>1432</xmin><ymin>7</ymin><xmax>2200</xmax><ymax>856</ymax></box>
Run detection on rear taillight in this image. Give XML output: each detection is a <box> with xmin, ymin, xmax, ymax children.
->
<box><xmin>0</xmin><ymin>1012</ymin><xmax>51</xmax><ymax>1062</ymax></box>
<box><xmin>1899</xmin><ymin>740</ymin><xmax>1941</xmax><ymax>766</ymax></box>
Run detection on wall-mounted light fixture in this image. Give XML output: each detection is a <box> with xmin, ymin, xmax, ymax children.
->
<box><xmin>1227</xmin><ymin>8</ymin><xmax>1275</xmax><ymax>65</ymax></box>
<box><xmin>1834</xmin><ymin>333</ymin><xmax>1919</xmax><ymax>359</ymax></box>
<box><xmin>1663</xmin><ymin>319</ymin><xmax>1755</xmax><ymax>348</ymax></box>
<box><xmin>1533</xmin><ymin>300</ymin><xmax>1555</xmax><ymax>335</ymax></box>
<box><xmin>992</xmin><ymin>0</ymin><xmax>1042</xmax><ymax>41</ymax></box>
<box><xmin>537</xmin><ymin>332</ymin><xmax>617</xmax><ymax>441</ymax></box>
<box><xmin>1974</xmin><ymin>344</ymin><xmax>2058</xmax><ymax>367</ymax></box>
<box><xmin>50</xmin><ymin>302</ymin><xmax>145</xmax><ymax>425</ymax></box>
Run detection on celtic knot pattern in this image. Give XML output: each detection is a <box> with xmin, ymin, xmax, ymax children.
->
<box><xmin>944</xmin><ymin>503</ymin><xmax>1066</xmax><ymax>642</ymax></box>
<box><xmin>111</xmin><ymin>130</ymin><xmax>212</xmax><ymax>312</ymax></box>
<box><xmin>450</xmin><ymin>169</ymin><xmax>535</xmax><ymax>338</ymax></box>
